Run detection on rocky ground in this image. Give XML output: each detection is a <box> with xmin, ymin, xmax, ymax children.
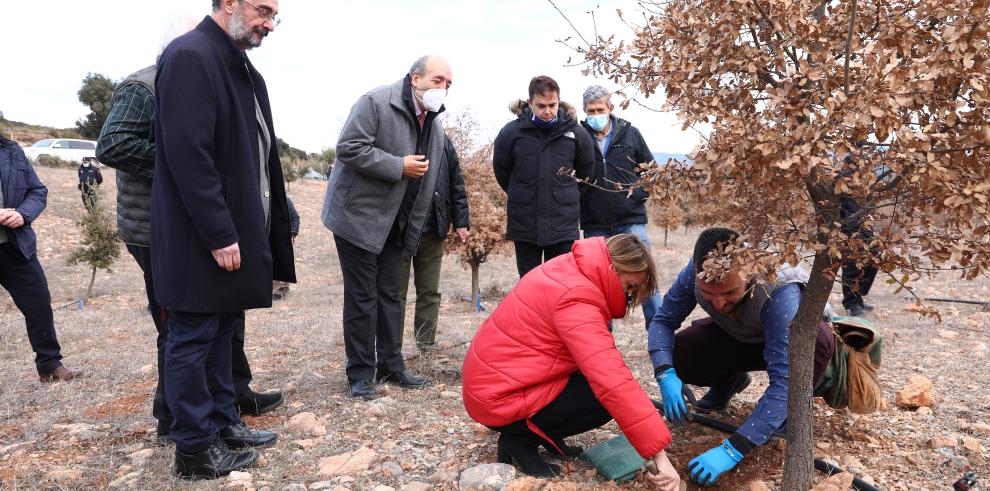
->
<box><xmin>0</xmin><ymin>167</ymin><xmax>987</xmax><ymax>490</ymax></box>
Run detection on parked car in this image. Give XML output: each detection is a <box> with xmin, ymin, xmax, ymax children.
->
<box><xmin>21</xmin><ymin>138</ymin><xmax>97</xmax><ymax>163</ymax></box>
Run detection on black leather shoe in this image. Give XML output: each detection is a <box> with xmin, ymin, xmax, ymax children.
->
<box><xmin>695</xmin><ymin>373</ymin><xmax>752</xmax><ymax>412</ymax></box>
<box><xmin>219</xmin><ymin>423</ymin><xmax>277</xmax><ymax>449</ymax></box>
<box><xmin>375</xmin><ymin>370</ymin><xmax>431</xmax><ymax>389</ymax></box>
<box><xmin>174</xmin><ymin>438</ymin><xmax>259</xmax><ymax>480</ymax></box>
<box><xmin>349</xmin><ymin>378</ymin><xmax>379</xmax><ymax>400</ymax></box>
<box><xmin>236</xmin><ymin>389</ymin><xmax>284</xmax><ymax>416</ymax></box>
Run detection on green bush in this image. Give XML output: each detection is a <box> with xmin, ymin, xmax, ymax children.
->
<box><xmin>67</xmin><ymin>186</ymin><xmax>120</xmax><ymax>299</ymax></box>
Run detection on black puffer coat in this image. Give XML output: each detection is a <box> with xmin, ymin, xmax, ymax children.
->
<box><xmin>423</xmin><ymin>137</ymin><xmax>470</xmax><ymax>240</ymax></box>
<box><xmin>492</xmin><ymin>100</ymin><xmax>595</xmax><ymax>246</ymax></box>
<box><xmin>578</xmin><ymin>116</ymin><xmax>654</xmax><ymax>230</ymax></box>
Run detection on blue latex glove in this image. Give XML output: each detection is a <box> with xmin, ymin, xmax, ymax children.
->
<box><xmin>687</xmin><ymin>439</ymin><xmax>744</xmax><ymax>487</ymax></box>
<box><xmin>655</xmin><ymin>367</ymin><xmax>687</xmax><ymax>424</ymax></box>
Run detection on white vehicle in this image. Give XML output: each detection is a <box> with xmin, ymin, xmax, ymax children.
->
<box><xmin>22</xmin><ymin>138</ymin><xmax>97</xmax><ymax>163</ymax></box>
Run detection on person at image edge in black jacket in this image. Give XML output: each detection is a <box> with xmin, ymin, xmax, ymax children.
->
<box><xmin>492</xmin><ymin>75</ymin><xmax>595</xmax><ymax>277</ymax></box>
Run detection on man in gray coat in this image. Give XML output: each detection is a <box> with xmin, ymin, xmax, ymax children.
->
<box><xmin>322</xmin><ymin>55</ymin><xmax>451</xmax><ymax>399</ymax></box>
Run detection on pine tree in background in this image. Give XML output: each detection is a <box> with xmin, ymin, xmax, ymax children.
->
<box><xmin>68</xmin><ymin>186</ymin><xmax>120</xmax><ymax>300</ymax></box>
<box><xmin>76</xmin><ymin>73</ymin><xmax>115</xmax><ymax>139</ymax></box>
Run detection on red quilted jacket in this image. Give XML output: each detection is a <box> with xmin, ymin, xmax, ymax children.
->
<box><xmin>462</xmin><ymin>237</ymin><xmax>672</xmax><ymax>458</ymax></box>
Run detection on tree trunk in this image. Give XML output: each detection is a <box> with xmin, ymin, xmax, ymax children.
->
<box><xmin>85</xmin><ymin>266</ymin><xmax>97</xmax><ymax>300</ymax></box>
<box><xmin>470</xmin><ymin>262</ymin><xmax>481</xmax><ymax>310</ymax></box>
<box><xmin>782</xmin><ymin>251</ymin><xmax>835</xmax><ymax>489</ymax></box>
<box><xmin>664</xmin><ymin>228</ymin><xmax>669</xmax><ymax>248</ymax></box>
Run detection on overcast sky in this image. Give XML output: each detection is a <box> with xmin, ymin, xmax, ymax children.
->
<box><xmin>1</xmin><ymin>1</ymin><xmax>699</xmax><ymax>155</ymax></box>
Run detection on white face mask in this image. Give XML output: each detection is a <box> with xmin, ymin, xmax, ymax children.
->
<box><xmin>420</xmin><ymin>88</ymin><xmax>446</xmax><ymax>112</ymax></box>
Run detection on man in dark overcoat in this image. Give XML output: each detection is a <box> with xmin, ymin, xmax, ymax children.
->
<box><xmin>152</xmin><ymin>0</ymin><xmax>294</xmax><ymax>479</ymax></box>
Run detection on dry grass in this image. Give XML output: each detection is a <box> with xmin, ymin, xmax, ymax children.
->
<box><xmin>0</xmin><ymin>166</ymin><xmax>987</xmax><ymax>490</ymax></box>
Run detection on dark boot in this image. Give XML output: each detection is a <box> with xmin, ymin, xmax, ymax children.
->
<box><xmin>496</xmin><ymin>433</ymin><xmax>561</xmax><ymax>478</ymax></box>
<box><xmin>219</xmin><ymin>423</ymin><xmax>277</xmax><ymax>449</ymax></box>
<box><xmin>156</xmin><ymin>419</ymin><xmax>173</xmax><ymax>447</ymax></box>
<box><xmin>695</xmin><ymin>373</ymin><xmax>752</xmax><ymax>412</ymax></box>
<box><xmin>541</xmin><ymin>437</ymin><xmax>583</xmax><ymax>458</ymax></box>
<box><xmin>174</xmin><ymin>438</ymin><xmax>259</xmax><ymax>480</ymax></box>
<box><xmin>39</xmin><ymin>365</ymin><xmax>83</xmax><ymax>383</ymax></box>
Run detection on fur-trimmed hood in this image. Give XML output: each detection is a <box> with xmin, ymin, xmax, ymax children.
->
<box><xmin>508</xmin><ymin>99</ymin><xmax>579</xmax><ymax>120</ymax></box>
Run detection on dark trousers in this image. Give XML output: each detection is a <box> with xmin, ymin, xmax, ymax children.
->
<box><xmin>840</xmin><ymin>205</ymin><xmax>879</xmax><ymax>310</ymax></box>
<box><xmin>0</xmin><ymin>243</ymin><xmax>63</xmax><ymax>374</ymax></box>
<box><xmin>492</xmin><ymin>373</ymin><xmax>613</xmax><ymax>442</ymax></box>
<box><xmin>673</xmin><ymin>318</ymin><xmax>835</xmax><ymax>389</ymax></box>
<box><xmin>126</xmin><ymin>245</ymin><xmax>171</xmax><ymax>430</ymax></box>
<box><xmin>841</xmin><ymin>258</ymin><xmax>878</xmax><ymax>310</ymax></box>
<box><xmin>164</xmin><ymin>310</ymin><xmax>242</xmax><ymax>454</ymax></box>
<box><xmin>513</xmin><ymin>240</ymin><xmax>574</xmax><ymax>278</ymax></box>
<box><xmin>126</xmin><ymin>245</ymin><xmax>253</xmax><ymax>434</ymax></box>
<box><xmin>335</xmin><ymin>233</ymin><xmax>407</xmax><ymax>381</ymax></box>
<box><xmin>80</xmin><ymin>187</ymin><xmax>98</xmax><ymax>210</ymax></box>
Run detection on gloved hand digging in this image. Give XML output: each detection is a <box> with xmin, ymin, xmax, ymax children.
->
<box><xmin>687</xmin><ymin>438</ymin><xmax>744</xmax><ymax>487</ymax></box>
<box><xmin>655</xmin><ymin>367</ymin><xmax>687</xmax><ymax>424</ymax></box>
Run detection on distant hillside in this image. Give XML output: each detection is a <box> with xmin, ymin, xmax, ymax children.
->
<box><xmin>0</xmin><ymin>116</ymin><xmax>315</xmax><ymax>160</ymax></box>
<box><xmin>0</xmin><ymin>117</ymin><xmax>82</xmax><ymax>146</ymax></box>
<box><xmin>653</xmin><ymin>152</ymin><xmax>690</xmax><ymax>164</ymax></box>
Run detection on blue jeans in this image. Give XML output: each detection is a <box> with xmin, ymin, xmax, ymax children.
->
<box><xmin>583</xmin><ymin>223</ymin><xmax>662</xmax><ymax>328</ymax></box>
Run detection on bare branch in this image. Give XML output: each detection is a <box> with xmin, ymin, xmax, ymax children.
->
<box><xmin>843</xmin><ymin>0</ymin><xmax>859</xmax><ymax>96</ymax></box>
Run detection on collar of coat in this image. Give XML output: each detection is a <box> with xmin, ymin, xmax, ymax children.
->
<box><xmin>195</xmin><ymin>15</ymin><xmax>258</xmax><ymax>75</ymax></box>
<box><xmin>571</xmin><ymin>237</ymin><xmax>629</xmax><ymax>319</ymax></box>
<box><xmin>507</xmin><ymin>98</ymin><xmax>581</xmax><ymax>135</ymax></box>
<box><xmin>391</xmin><ymin>75</ymin><xmax>447</xmax><ymax>126</ymax></box>
<box><xmin>581</xmin><ymin>115</ymin><xmax>631</xmax><ymax>143</ymax></box>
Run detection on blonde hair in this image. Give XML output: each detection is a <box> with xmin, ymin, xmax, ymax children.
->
<box><xmin>605</xmin><ymin>234</ymin><xmax>658</xmax><ymax>309</ymax></box>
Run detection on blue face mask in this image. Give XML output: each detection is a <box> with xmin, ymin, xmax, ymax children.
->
<box><xmin>586</xmin><ymin>114</ymin><xmax>609</xmax><ymax>132</ymax></box>
<box><xmin>531</xmin><ymin>114</ymin><xmax>558</xmax><ymax>129</ymax></box>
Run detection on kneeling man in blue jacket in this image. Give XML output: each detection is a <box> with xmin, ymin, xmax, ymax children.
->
<box><xmin>649</xmin><ymin>227</ymin><xmax>835</xmax><ymax>486</ymax></box>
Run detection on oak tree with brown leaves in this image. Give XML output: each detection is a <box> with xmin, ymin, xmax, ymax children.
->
<box><xmin>650</xmin><ymin>198</ymin><xmax>687</xmax><ymax>247</ymax></box>
<box><xmin>561</xmin><ymin>0</ymin><xmax>990</xmax><ymax>487</ymax></box>
<box><xmin>443</xmin><ymin>111</ymin><xmax>512</xmax><ymax>307</ymax></box>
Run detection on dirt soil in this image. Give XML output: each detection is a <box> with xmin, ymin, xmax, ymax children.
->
<box><xmin>0</xmin><ymin>167</ymin><xmax>987</xmax><ymax>490</ymax></box>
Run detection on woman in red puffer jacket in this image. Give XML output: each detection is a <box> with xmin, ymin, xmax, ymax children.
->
<box><xmin>462</xmin><ymin>235</ymin><xmax>679</xmax><ymax>488</ymax></box>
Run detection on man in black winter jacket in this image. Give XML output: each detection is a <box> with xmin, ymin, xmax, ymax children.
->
<box><xmin>578</xmin><ymin>85</ymin><xmax>662</xmax><ymax>327</ymax></box>
<box><xmin>493</xmin><ymin>75</ymin><xmax>595</xmax><ymax>277</ymax></box>
<box><xmin>77</xmin><ymin>158</ymin><xmax>103</xmax><ymax>209</ymax></box>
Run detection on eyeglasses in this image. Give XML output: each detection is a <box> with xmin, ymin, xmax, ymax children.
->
<box><xmin>241</xmin><ymin>0</ymin><xmax>281</xmax><ymax>26</ymax></box>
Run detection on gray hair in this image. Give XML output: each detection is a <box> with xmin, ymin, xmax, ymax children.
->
<box><xmin>410</xmin><ymin>56</ymin><xmax>429</xmax><ymax>77</ymax></box>
<box><xmin>212</xmin><ymin>0</ymin><xmax>221</xmax><ymax>11</ymax></box>
<box><xmin>160</xmin><ymin>17</ymin><xmax>199</xmax><ymax>54</ymax></box>
<box><xmin>583</xmin><ymin>85</ymin><xmax>611</xmax><ymax>110</ymax></box>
